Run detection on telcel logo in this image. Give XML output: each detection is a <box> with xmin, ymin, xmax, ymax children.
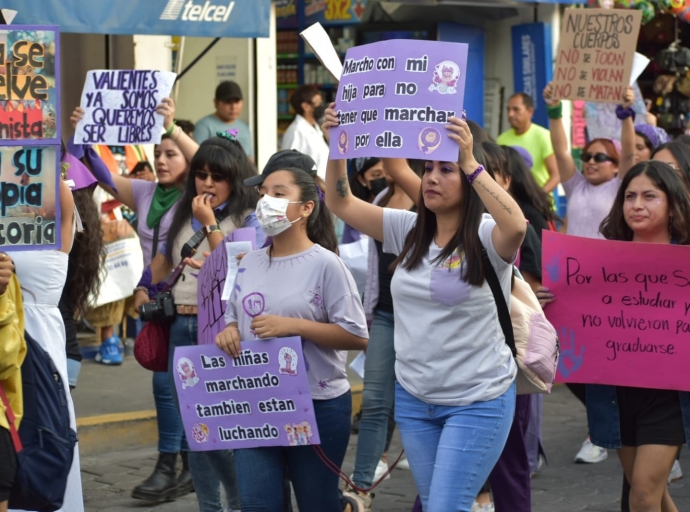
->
<box><xmin>160</xmin><ymin>0</ymin><xmax>235</xmax><ymax>22</ymax></box>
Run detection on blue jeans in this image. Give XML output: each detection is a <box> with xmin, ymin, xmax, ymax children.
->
<box><xmin>353</xmin><ymin>309</ymin><xmax>395</xmax><ymax>488</ymax></box>
<box><xmin>234</xmin><ymin>391</ymin><xmax>352</xmax><ymax>512</ymax></box>
<box><xmin>395</xmin><ymin>381</ymin><xmax>516</xmax><ymax>512</ymax></box>
<box><xmin>168</xmin><ymin>314</ymin><xmax>241</xmax><ymax>512</ymax></box>
<box><xmin>153</xmin><ymin>371</ymin><xmax>188</xmax><ymax>453</ymax></box>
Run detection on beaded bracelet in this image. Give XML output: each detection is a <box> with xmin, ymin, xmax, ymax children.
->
<box><xmin>466</xmin><ymin>164</ymin><xmax>485</xmax><ymax>185</ymax></box>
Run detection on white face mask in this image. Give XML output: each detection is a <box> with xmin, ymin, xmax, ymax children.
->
<box><xmin>255</xmin><ymin>194</ymin><xmax>303</xmax><ymax>236</ymax></box>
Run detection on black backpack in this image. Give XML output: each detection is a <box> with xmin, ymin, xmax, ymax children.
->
<box><xmin>1</xmin><ymin>331</ymin><xmax>77</xmax><ymax>512</ymax></box>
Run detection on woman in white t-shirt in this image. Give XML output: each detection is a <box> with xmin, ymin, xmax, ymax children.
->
<box><xmin>323</xmin><ymin>106</ymin><xmax>526</xmax><ymax>512</ymax></box>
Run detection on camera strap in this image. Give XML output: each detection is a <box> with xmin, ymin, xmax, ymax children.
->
<box><xmin>160</xmin><ymin>209</ymin><xmax>231</xmax><ymax>294</ymax></box>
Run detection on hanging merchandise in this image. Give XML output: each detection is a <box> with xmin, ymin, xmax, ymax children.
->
<box><xmin>635</xmin><ymin>1</ymin><xmax>659</xmax><ymax>24</ymax></box>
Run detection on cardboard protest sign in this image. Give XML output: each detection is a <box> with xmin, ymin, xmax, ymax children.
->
<box><xmin>0</xmin><ymin>145</ymin><xmax>60</xmax><ymax>250</ymax></box>
<box><xmin>330</xmin><ymin>39</ymin><xmax>468</xmax><ymax>161</ymax></box>
<box><xmin>75</xmin><ymin>70</ymin><xmax>176</xmax><ymax>146</ymax></box>
<box><xmin>543</xmin><ymin>232</ymin><xmax>690</xmax><ymax>391</ymax></box>
<box><xmin>198</xmin><ymin>228</ymin><xmax>256</xmax><ymax>346</ymax></box>
<box><xmin>552</xmin><ymin>8</ymin><xmax>642</xmax><ymax>103</ymax></box>
<box><xmin>174</xmin><ymin>336</ymin><xmax>320</xmax><ymax>451</ymax></box>
<box><xmin>0</xmin><ymin>26</ymin><xmax>59</xmax><ymax>144</ymax></box>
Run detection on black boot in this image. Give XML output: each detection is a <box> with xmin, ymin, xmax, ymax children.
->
<box><xmin>176</xmin><ymin>451</ymin><xmax>195</xmax><ymax>497</ymax></box>
<box><xmin>131</xmin><ymin>452</ymin><xmax>178</xmax><ymax>502</ymax></box>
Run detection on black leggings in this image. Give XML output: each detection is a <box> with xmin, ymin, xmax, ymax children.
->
<box><xmin>567</xmin><ymin>383</ymin><xmax>587</xmax><ymax>407</ymax></box>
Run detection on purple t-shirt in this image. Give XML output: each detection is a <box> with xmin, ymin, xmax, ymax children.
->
<box><xmin>131</xmin><ymin>180</ymin><xmax>180</xmax><ymax>267</ymax></box>
<box><xmin>562</xmin><ymin>172</ymin><xmax>621</xmax><ymax>239</ymax></box>
<box><xmin>225</xmin><ymin>244</ymin><xmax>368</xmax><ymax>400</ymax></box>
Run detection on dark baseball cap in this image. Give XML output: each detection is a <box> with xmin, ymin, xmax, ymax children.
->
<box><xmin>244</xmin><ymin>150</ymin><xmax>318</xmax><ymax>187</ymax></box>
<box><xmin>215</xmin><ymin>81</ymin><xmax>243</xmax><ymax>102</ymax></box>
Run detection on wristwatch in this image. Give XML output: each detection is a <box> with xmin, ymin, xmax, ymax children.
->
<box><xmin>204</xmin><ymin>224</ymin><xmax>221</xmax><ymax>236</ymax></box>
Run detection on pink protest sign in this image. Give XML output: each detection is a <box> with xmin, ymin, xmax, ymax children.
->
<box><xmin>174</xmin><ymin>336</ymin><xmax>320</xmax><ymax>451</ymax></box>
<box><xmin>543</xmin><ymin>232</ymin><xmax>690</xmax><ymax>391</ymax></box>
<box><xmin>198</xmin><ymin>228</ymin><xmax>256</xmax><ymax>345</ymax></box>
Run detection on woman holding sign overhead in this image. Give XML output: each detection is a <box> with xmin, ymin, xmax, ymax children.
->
<box><xmin>215</xmin><ymin>149</ymin><xmax>368</xmax><ymax>512</ymax></box>
<box><xmin>323</xmin><ymin>104</ymin><xmax>526</xmax><ymax>511</ymax></box>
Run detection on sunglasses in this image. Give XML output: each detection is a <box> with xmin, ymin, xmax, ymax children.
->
<box><xmin>194</xmin><ymin>169</ymin><xmax>225</xmax><ymax>182</ymax></box>
<box><xmin>580</xmin><ymin>152</ymin><xmax>615</xmax><ymax>164</ymax></box>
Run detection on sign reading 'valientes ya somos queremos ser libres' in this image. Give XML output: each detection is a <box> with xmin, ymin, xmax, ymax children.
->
<box><xmin>329</xmin><ymin>39</ymin><xmax>468</xmax><ymax>162</ymax></box>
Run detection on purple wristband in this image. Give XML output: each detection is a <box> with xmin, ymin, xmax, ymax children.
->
<box><xmin>466</xmin><ymin>164</ymin><xmax>485</xmax><ymax>185</ymax></box>
<box><xmin>615</xmin><ymin>105</ymin><xmax>635</xmax><ymax>121</ymax></box>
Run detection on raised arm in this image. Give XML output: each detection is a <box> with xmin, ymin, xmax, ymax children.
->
<box><xmin>70</xmin><ymin>107</ymin><xmax>135</xmax><ymax>209</ymax></box>
<box><xmin>382</xmin><ymin>158</ymin><xmax>421</xmax><ymax>206</ymax></box>
<box><xmin>543</xmin><ymin>82</ymin><xmax>577</xmax><ymax>184</ymax></box>
<box><xmin>618</xmin><ymin>86</ymin><xmax>636</xmax><ymax>180</ymax></box>
<box><xmin>157</xmin><ymin>97</ymin><xmax>200</xmax><ymax>162</ymax></box>
<box><xmin>323</xmin><ymin>104</ymin><xmax>384</xmax><ymax>242</ymax></box>
<box><xmin>448</xmin><ymin>117</ymin><xmax>526</xmax><ymax>261</ymax></box>
<box><xmin>59</xmin><ymin>178</ymin><xmax>75</xmax><ymax>254</ymax></box>
<box><xmin>542</xmin><ymin>154</ymin><xmax>560</xmax><ymax>193</ymax></box>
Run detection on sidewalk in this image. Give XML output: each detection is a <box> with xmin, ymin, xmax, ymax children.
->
<box><xmin>80</xmin><ymin>385</ymin><xmax>690</xmax><ymax>511</ymax></box>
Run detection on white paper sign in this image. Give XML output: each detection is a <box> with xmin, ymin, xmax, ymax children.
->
<box><xmin>75</xmin><ymin>70</ymin><xmax>177</xmax><ymax>146</ymax></box>
<box><xmin>338</xmin><ymin>236</ymin><xmax>369</xmax><ymax>296</ymax></box>
<box><xmin>630</xmin><ymin>53</ymin><xmax>650</xmax><ymax>86</ymax></box>
<box><xmin>221</xmin><ymin>241</ymin><xmax>253</xmax><ymax>301</ymax></box>
<box><xmin>90</xmin><ymin>237</ymin><xmax>145</xmax><ymax>308</ymax></box>
<box><xmin>349</xmin><ymin>351</ymin><xmax>366</xmax><ymax>379</ymax></box>
<box><xmin>300</xmin><ymin>23</ymin><xmax>343</xmax><ymax>82</ymax></box>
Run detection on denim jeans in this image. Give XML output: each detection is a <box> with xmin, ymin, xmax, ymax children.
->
<box><xmin>168</xmin><ymin>314</ymin><xmax>241</xmax><ymax>512</ymax></box>
<box><xmin>153</xmin><ymin>371</ymin><xmax>188</xmax><ymax>453</ymax></box>
<box><xmin>234</xmin><ymin>391</ymin><xmax>352</xmax><ymax>512</ymax></box>
<box><xmin>395</xmin><ymin>381</ymin><xmax>516</xmax><ymax>512</ymax></box>
<box><xmin>353</xmin><ymin>309</ymin><xmax>396</xmax><ymax>488</ymax></box>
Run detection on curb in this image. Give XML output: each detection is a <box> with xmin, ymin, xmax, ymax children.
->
<box><xmin>76</xmin><ymin>384</ymin><xmax>364</xmax><ymax>456</ymax></box>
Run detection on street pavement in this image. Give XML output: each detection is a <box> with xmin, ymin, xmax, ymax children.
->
<box><xmin>80</xmin><ymin>385</ymin><xmax>690</xmax><ymax>511</ymax></box>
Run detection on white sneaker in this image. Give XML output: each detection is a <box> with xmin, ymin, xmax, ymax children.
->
<box><xmin>374</xmin><ymin>458</ymin><xmax>390</xmax><ymax>481</ymax></box>
<box><xmin>471</xmin><ymin>502</ymin><xmax>495</xmax><ymax>512</ymax></box>
<box><xmin>574</xmin><ymin>438</ymin><xmax>608</xmax><ymax>464</ymax></box>
<box><xmin>395</xmin><ymin>456</ymin><xmax>410</xmax><ymax>470</ymax></box>
<box><xmin>669</xmin><ymin>460</ymin><xmax>683</xmax><ymax>483</ymax></box>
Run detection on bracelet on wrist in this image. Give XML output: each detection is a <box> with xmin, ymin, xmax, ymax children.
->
<box><xmin>165</xmin><ymin>121</ymin><xmax>176</xmax><ymax>136</ymax></box>
<box><xmin>134</xmin><ymin>286</ymin><xmax>148</xmax><ymax>294</ymax></box>
<box><xmin>615</xmin><ymin>105</ymin><xmax>635</xmax><ymax>121</ymax></box>
<box><xmin>172</xmin><ymin>125</ymin><xmax>182</xmax><ymax>141</ymax></box>
<box><xmin>465</xmin><ymin>164</ymin><xmax>485</xmax><ymax>186</ymax></box>
<box><xmin>546</xmin><ymin>103</ymin><xmax>563</xmax><ymax>120</ymax></box>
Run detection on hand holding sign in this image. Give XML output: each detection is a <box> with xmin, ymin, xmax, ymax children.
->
<box><xmin>216</xmin><ymin>325</ymin><xmax>242</xmax><ymax>358</ymax></box>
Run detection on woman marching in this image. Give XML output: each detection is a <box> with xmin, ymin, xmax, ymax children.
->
<box><xmin>215</xmin><ymin>149</ymin><xmax>368</xmax><ymax>511</ymax></box>
<box><xmin>323</xmin><ymin>104</ymin><xmax>525</xmax><ymax>511</ymax></box>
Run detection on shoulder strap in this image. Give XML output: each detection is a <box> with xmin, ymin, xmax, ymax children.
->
<box><xmin>481</xmin><ymin>247</ymin><xmax>517</xmax><ymax>358</ymax></box>
<box><xmin>0</xmin><ymin>383</ymin><xmax>23</xmax><ymax>452</ymax></box>
<box><xmin>151</xmin><ymin>223</ymin><xmax>161</xmax><ymax>261</ymax></box>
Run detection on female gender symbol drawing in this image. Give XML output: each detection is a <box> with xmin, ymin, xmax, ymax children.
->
<box><xmin>242</xmin><ymin>292</ymin><xmax>265</xmax><ymax>337</ymax></box>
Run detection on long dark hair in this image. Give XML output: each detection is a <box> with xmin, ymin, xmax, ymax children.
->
<box><xmin>600</xmin><ymin>161</ymin><xmax>690</xmax><ymax>245</ymax></box>
<box><xmin>66</xmin><ymin>184</ymin><xmax>105</xmax><ymax>315</ymax></box>
<box><xmin>501</xmin><ymin>145</ymin><xmax>559</xmax><ymax>225</ymax></box>
<box><xmin>652</xmin><ymin>141</ymin><xmax>690</xmax><ymax>189</ymax></box>
<box><xmin>166</xmin><ymin>136</ymin><xmax>258</xmax><ymax>259</ymax></box>
<box><xmin>280</xmin><ymin>169</ymin><xmax>338</xmax><ymax>254</ymax></box>
<box><xmin>392</xmin><ymin>143</ymin><xmax>491</xmax><ymax>287</ymax></box>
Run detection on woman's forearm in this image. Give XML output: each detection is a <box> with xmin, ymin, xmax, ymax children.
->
<box><xmin>291</xmin><ymin>318</ymin><xmax>367</xmax><ymax>351</ymax></box>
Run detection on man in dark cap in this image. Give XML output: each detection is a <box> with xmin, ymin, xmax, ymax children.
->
<box><xmin>194</xmin><ymin>80</ymin><xmax>253</xmax><ymax>159</ymax></box>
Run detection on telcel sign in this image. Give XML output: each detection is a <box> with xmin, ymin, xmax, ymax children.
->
<box><xmin>161</xmin><ymin>0</ymin><xmax>235</xmax><ymax>22</ymax></box>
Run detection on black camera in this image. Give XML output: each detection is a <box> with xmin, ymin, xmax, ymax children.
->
<box><xmin>139</xmin><ymin>291</ymin><xmax>176</xmax><ymax>322</ymax></box>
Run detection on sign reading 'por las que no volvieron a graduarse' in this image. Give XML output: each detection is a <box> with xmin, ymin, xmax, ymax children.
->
<box><xmin>551</xmin><ymin>8</ymin><xmax>642</xmax><ymax>103</ymax></box>
<box><xmin>174</xmin><ymin>337</ymin><xmax>320</xmax><ymax>451</ymax></box>
<box><xmin>74</xmin><ymin>69</ymin><xmax>176</xmax><ymax>146</ymax></box>
<box><xmin>329</xmin><ymin>39</ymin><xmax>468</xmax><ymax>161</ymax></box>
<box><xmin>0</xmin><ymin>25</ymin><xmax>63</xmax><ymax>251</ymax></box>
<box><xmin>543</xmin><ymin>232</ymin><xmax>690</xmax><ymax>392</ymax></box>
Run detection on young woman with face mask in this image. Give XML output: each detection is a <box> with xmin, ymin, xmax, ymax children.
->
<box><xmin>324</xmin><ymin>103</ymin><xmax>526</xmax><ymax>512</ymax></box>
<box><xmin>69</xmin><ymin>103</ymin><xmax>198</xmax><ymax>501</ymax></box>
<box><xmin>215</xmin><ymin>150</ymin><xmax>368</xmax><ymax>512</ymax></box>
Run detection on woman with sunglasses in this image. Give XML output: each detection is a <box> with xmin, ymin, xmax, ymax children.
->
<box><xmin>147</xmin><ymin>131</ymin><xmax>264</xmax><ymax>512</ymax></box>
<box><xmin>543</xmin><ymin>83</ymin><xmax>634</xmax><ymax>465</ymax></box>
<box><xmin>69</xmin><ymin>101</ymin><xmax>197</xmax><ymax>501</ymax></box>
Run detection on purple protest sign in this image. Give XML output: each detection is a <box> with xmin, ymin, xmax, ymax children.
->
<box><xmin>198</xmin><ymin>228</ymin><xmax>256</xmax><ymax>345</ymax></box>
<box><xmin>174</xmin><ymin>336</ymin><xmax>320</xmax><ymax>450</ymax></box>
<box><xmin>329</xmin><ymin>39</ymin><xmax>468</xmax><ymax>162</ymax></box>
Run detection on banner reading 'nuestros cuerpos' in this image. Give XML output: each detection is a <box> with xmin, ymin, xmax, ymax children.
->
<box><xmin>329</xmin><ymin>39</ymin><xmax>468</xmax><ymax>162</ymax></box>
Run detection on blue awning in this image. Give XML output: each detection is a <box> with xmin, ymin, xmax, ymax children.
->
<box><xmin>0</xmin><ymin>0</ymin><xmax>271</xmax><ymax>38</ymax></box>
